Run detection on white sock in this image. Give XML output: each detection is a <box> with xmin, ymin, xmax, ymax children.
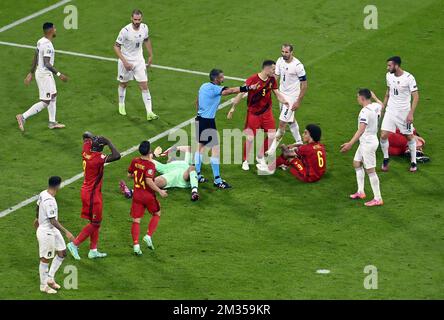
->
<box><xmin>408</xmin><ymin>139</ymin><xmax>417</xmax><ymax>164</ymax></box>
<box><xmin>355</xmin><ymin>167</ymin><xmax>365</xmax><ymax>193</ymax></box>
<box><xmin>47</xmin><ymin>98</ymin><xmax>57</xmax><ymax>123</ymax></box>
<box><xmin>142</xmin><ymin>90</ymin><xmax>152</xmax><ymax>113</ymax></box>
<box><xmin>289</xmin><ymin>121</ymin><xmax>302</xmax><ymax>144</ymax></box>
<box><xmin>118</xmin><ymin>86</ymin><xmax>126</xmax><ymax>104</ymax></box>
<box><xmin>48</xmin><ymin>256</ymin><xmax>64</xmax><ymax>280</ymax></box>
<box><xmin>39</xmin><ymin>262</ymin><xmax>49</xmax><ymax>287</ymax></box>
<box><xmin>23</xmin><ymin>101</ymin><xmax>48</xmax><ymax>120</ymax></box>
<box><xmin>268</xmin><ymin>128</ymin><xmax>283</xmax><ymax>155</ymax></box>
<box><xmin>380</xmin><ymin>138</ymin><xmax>389</xmax><ymax>159</ymax></box>
<box><xmin>368</xmin><ymin>172</ymin><xmax>382</xmax><ymax>201</ymax></box>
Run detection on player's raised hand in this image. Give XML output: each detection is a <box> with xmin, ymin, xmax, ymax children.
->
<box><xmin>159</xmin><ymin>189</ymin><xmax>168</xmax><ymax>198</ymax></box>
<box><xmin>24</xmin><ymin>73</ymin><xmax>33</xmax><ymax>85</ymax></box>
<box><xmin>340</xmin><ymin>142</ymin><xmax>352</xmax><ymax>153</ymax></box>
<box><xmin>59</xmin><ymin>74</ymin><xmax>69</xmax><ymax>82</ymax></box>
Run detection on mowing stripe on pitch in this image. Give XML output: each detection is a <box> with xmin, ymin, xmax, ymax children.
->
<box><xmin>0</xmin><ymin>0</ymin><xmax>72</xmax><ymax>33</ymax></box>
<box><xmin>0</xmin><ymin>41</ymin><xmax>246</xmax><ymax>82</ymax></box>
<box><xmin>0</xmin><ymin>98</ymin><xmax>242</xmax><ymax>218</ymax></box>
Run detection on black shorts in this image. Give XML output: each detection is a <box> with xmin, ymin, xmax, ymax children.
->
<box><xmin>195</xmin><ymin>116</ymin><xmax>219</xmax><ymax>147</ymax></box>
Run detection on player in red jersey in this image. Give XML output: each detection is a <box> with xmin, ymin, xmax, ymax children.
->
<box><xmin>228</xmin><ymin>60</ymin><xmax>289</xmax><ymax>171</ymax></box>
<box><xmin>67</xmin><ymin>132</ymin><xmax>121</xmax><ymax>260</ymax></box>
<box><xmin>127</xmin><ymin>141</ymin><xmax>167</xmax><ymax>255</ymax></box>
<box><xmin>256</xmin><ymin>124</ymin><xmax>326</xmax><ymax>183</ymax></box>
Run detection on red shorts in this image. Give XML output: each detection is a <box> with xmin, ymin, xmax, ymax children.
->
<box><xmin>131</xmin><ymin>190</ymin><xmax>160</xmax><ymax>219</ymax></box>
<box><xmin>81</xmin><ymin>190</ymin><xmax>103</xmax><ymax>222</ymax></box>
<box><xmin>289</xmin><ymin>158</ymin><xmax>320</xmax><ymax>183</ymax></box>
<box><xmin>244</xmin><ymin>109</ymin><xmax>276</xmax><ymax>135</ymax></box>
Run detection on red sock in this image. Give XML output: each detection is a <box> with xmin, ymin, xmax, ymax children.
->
<box><xmin>243</xmin><ymin>139</ymin><xmax>253</xmax><ymax>161</ymax></box>
<box><xmin>131</xmin><ymin>222</ymin><xmax>140</xmax><ymax>245</ymax></box>
<box><xmin>147</xmin><ymin>215</ymin><xmax>160</xmax><ymax>236</ymax></box>
<box><xmin>73</xmin><ymin>223</ymin><xmax>95</xmax><ymax>247</ymax></box>
<box><xmin>90</xmin><ymin>225</ymin><xmax>100</xmax><ymax>250</ymax></box>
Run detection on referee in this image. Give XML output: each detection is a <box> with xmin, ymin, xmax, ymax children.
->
<box><xmin>194</xmin><ymin>69</ymin><xmax>258</xmax><ymax>189</ymax></box>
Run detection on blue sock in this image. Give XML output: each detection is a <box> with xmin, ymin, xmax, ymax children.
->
<box><xmin>194</xmin><ymin>152</ymin><xmax>202</xmax><ymax>176</ymax></box>
<box><xmin>210</xmin><ymin>157</ymin><xmax>222</xmax><ymax>184</ymax></box>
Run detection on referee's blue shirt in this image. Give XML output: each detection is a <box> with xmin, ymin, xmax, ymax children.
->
<box><xmin>197</xmin><ymin>82</ymin><xmax>223</xmax><ymax>119</ymax></box>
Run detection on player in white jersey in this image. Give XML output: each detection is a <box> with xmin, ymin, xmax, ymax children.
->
<box><xmin>16</xmin><ymin>22</ymin><xmax>68</xmax><ymax>132</ymax></box>
<box><xmin>114</xmin><ymin>9</ymin><xmax>157</xmax><ymax>120</ymax></box>
<box><xmin>341</xmin><ymin>89</ymin><xmax>383</xmax><ymax>207</ymax></box>
<box><xmin>35</xmin><ymin>176</ymin><xmax>74</xmax><ymax>294</ymax></box>
<box><xmin>380</xmin><ymin>56</ymin><xmax>420</xmax><ymax>172</ymax></box>
<box><xmin>267</xmin><ymin>44</ymin><xmax>308</xmax><ymax>156</ymax></box>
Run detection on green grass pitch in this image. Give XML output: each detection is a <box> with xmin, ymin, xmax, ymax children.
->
<box><xmin>0</xmin><ymin>0</ymin><xmax>443</xmax><ymax>299</ymax></box>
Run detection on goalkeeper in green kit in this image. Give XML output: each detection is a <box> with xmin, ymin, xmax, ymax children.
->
<box><xmin>120</xmin><ymin>145</ymin><xmax>200</xmax><ymax>201</ymax></box>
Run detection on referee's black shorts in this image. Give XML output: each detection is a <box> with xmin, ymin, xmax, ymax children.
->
<box><xmin>195</xmin><ymin>116</ymin><xmax>219</xmax><ymax>147</ymax></box>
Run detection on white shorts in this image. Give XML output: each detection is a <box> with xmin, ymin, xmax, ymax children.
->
<box><xmin>117</xmin><ymin>59</ymin><xmax>147</xmax><ymax>82</ymax></box>
<box><xmin>37</xmin><ymin>227</ymin><xmax>66</xmax><ymax>259</ymax></box>
<box><xmin>354</xmin><ymin>140</ymin><xmax>378</xmax><ymax>169</ymax></box>
<box><xmin>279</xmin><ymin>94</ymin><xmax>299</xmax><ymax>122</ymax></box>
<box><xmin>36</xmin><ymin>71</ymin><xmax>57</xmax><ymax>100</ymax></box>
<box><xmin>381</xmin><ymin>110</ymin><xmax>414</xmax><ymax>135</ymax></box>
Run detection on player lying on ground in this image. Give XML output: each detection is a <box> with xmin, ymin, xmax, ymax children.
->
<box><xmin>389</xmin><ymin>129</ymin><xmax>429</xmax><ymax>162</ymax></box>
<box><xmin>340</xmin><ymin>89</ymin><xmax>383</xmax><ymax>207</ymax></box>
<box><xmin>120</xmin><ymin>145</ymin><xmax>200</xmax><ymax>202</ymax></box>
<box><xmin>380</xmin><ymin>56</ymin><xmax>420</xmax><ymax>172</ymax></box>
<box><xmin>228</xmin><ymin>60</ymin><xmax>289</xmax><ymax>171</ymax></box>
<box><xmin>125</xmin><ymin>141</ymin><xmax>167</xmax><ymax>255</ymax></box>
<box><xmin>256</xmin><ymin>124</ymin><xmax>326</xmax><ymax>183</ymax></box>
<box><xmin>35</xmin><ymin>176</ymin><xmax>75</xmax><ymax>294</ymax></box>
<box><xmin>267</xmin><ymin>43</ymin><xmax>308</xmax><ymax>156</ymax></box>
<box><xmin>114</xmin><ymin>9</ymin><xmax>157</xmax><ymax>120</ymax></box>
<box><xmin>67</xmin><ymin>132</ymin><xmax>121</xmax><ymax>260</ymax></box>
<box><xmin>17</xmin><ymin>22</ymin><xmax>68</xmax><ymax>132</ymax></box>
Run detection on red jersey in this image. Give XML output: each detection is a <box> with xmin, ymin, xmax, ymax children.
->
<box><xmin>128</xmin><ymin>157</ymin><xmax>156</xmax><ymax>195</ymax></box>
<box><xmin>81</xmin><ymin>140</ymin><xmax>107</xmax><ymax>194</ymax></box>
<box><xmin>246</xmin><ymin>74</ymin><xmax>278</xmax><ymax>115</ymax></box>
<box><xmin>296</xmin><ymin>142</ymin><xmax>327</xmax><ymax>181</ymax></box>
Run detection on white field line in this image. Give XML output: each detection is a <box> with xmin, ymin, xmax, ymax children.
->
<box><xmin>0</xmin><ymin>41</ymin><xmax>246</xmax><ymax>82</ymax></box>
<box><xmin>0</xmin><ymin>0</ymin><xmax>72</xmax><ymax>33</ymax></box>
<box><xmin>0</xmin><ymin>98</ymin><xmax>241</xmax><ymax>218</ymax></box>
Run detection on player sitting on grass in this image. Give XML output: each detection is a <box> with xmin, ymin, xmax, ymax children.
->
<box><xmin>256</xmin><ymin>124</ymin><xmax>326</xmax><ymax>183</ymax></box>
<box><xmin>120</xmin><ymin>145</ymin><xmax>200</xmax><ymax>202</ymax></box>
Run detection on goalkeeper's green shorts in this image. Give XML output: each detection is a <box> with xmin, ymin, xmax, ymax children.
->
<box><xmin>157</xmin><ymin>160</ymin><xmax>191</xmax><ymax>189</ymax></box>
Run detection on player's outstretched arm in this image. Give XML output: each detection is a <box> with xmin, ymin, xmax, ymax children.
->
<box><xmin>221</xmin><ymin>83</ymin><xmax>259</xmax><ymax>96</ymax></box>
<box><xmin>227</xmin><ymin>92</ymin><xmax>247</xmax><ymax>119</ymax></box>
<box><xmin>24</xmin><ymin>49</ymin><xmax>38</xmax><ymax>85</ymax></box>
<box><xmin>49</xmin><ymin>218</ymin><xmax>74</xmax><ymax>241</ymax></box>
<box><xmin>103</xmin><ymin>138</ymin><xmax>121</xmax><ymax>163</ymax></box>
<box><xmin>340</xmin><ymin>123</ymin><xmax>366</xmax><ymax>153</ymax></box>
<box><xmin>43</xmin><ymin>57</ymin><xmax>68</xmax><ymax>82</ymax></box>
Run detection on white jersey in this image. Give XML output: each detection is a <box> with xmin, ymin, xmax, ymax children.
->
<box><xmin>386</xmin><ymin>71</ymin><xmax>418</xmax><ymax>113</ymax></box>
<box><xmin>116</xmin><ymin>23</ymin><xmax>149</xmax><ymax>63</ymax></box>
<box><xmin>359</xmin><ymin>102</ymin><xmax>382</xmax><ymax>143</ymax></box>
<box><xmin>37</xmin><ymin>190</ymin><xmax>58</xmax><ymax>231</ymax></box>
<box><xmin>36</xmin><ymin>37</ymin><xmax>55</xmax><ymax>75</ymax></box>
<box><xmin>275</xmin><ymin>56</ymin><xmax>306</xmax><ymax>97</ymax></box>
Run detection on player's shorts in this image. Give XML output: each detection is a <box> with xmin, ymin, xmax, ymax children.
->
<box><xmin>159</xmin><ymin>161</ymin><xmax>191</xmax><ymax>189</ymax></box>
<box><xmin>35</xmin><ymin>71</ymin><xmax>57</xmax><ymax>100</ymax></box>
<box><xmin>195</xmin><ymin>116</ymin><xmax>218</xmax><ymax>147</ymax></box>
<box><xmin>80</xmin><ymin>190</ymin><xmax>103</xmax><ymax>223</ymax></box>
<box><xmin>288</xmin><ymin>158</ymin><xmax>321</xmax><ymax>183</ymax></box>
<box><xmin>279</xmin><ymin>93</ymin><xmax>299</xmax><ymax>123</ymax></box>
<box><xmin>354</xmin><ymin>140</ymin><xmax>378</xmax><ymax>169</ymax></box>
<box><xmin>36</xmin><ymin>227</ymin><xmax>66</xmax><ymax>259</ymax></box>
<box><xmin>117</xmin><ymin>59</ymin><xmax>148</xmax><ymax>82</ymax></box>
<box><xmin>381</xmin><ymin>110</ymin><xmax>414</xmax><ymax>135</ymax></box>
<box><xmin>244</xmin><ymin>109</ymin><xmax>276</xmax><ymax>136</ymax></box>
<box><xmin>131</xmin><ymin>190</ymin><xmax>160</xmax><ymax>218</ymax></box>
